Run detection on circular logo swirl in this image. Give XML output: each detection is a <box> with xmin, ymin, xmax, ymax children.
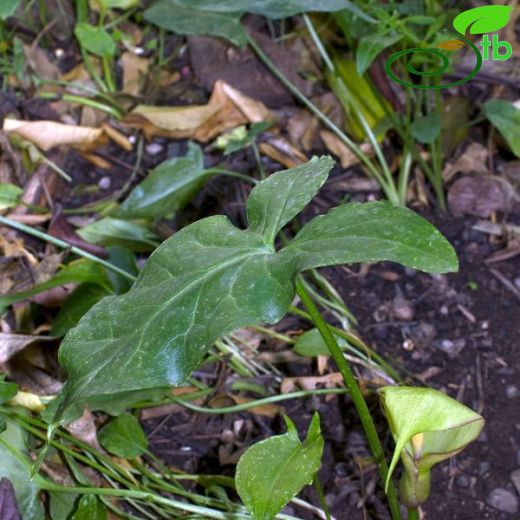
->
<box><xmin>385</xmin><ymin>35</ymin><xmax>482</xmax><ymax>89</ymax></box>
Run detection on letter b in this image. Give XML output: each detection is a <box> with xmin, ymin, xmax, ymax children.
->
<box><xmin>492</xmin><ymin>34</ymin><xmax>512</xmax><ymax>61</ymax></box>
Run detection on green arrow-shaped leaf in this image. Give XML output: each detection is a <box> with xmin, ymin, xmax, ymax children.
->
<box><xmin>51</xmin><ymin>156</ymin><xmax>457</xmax><ymax>425</ymax></box>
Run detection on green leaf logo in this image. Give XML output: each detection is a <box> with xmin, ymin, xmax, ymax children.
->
<box><xmin>453</xmin><ymin>5</ymin><xmax>513</xmax><ymax>35</ymax></box>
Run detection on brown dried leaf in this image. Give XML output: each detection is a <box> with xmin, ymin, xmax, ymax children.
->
<box><xmin>229</xmin><ymin>395</ymin><xmax>282</xmax><ymax>417</ymax></box>
<box><xmin>436</xmin><ymin>39</ymin><xmax>466</xmax><ymax>51</ymax></box>
<box><xmin>281</xmin><ymin>373</ymin><xmax>343</xmax><ymax>393</ymax></box>
<box><xmin>121</xmin><ymin>52</ymin><xmax>150</xmax><ymax>96</ymax></box>
<box><xmin>259</xmin><ymin>138</ymin><xmax>307</xmax><ymax>169</ymax></box>
<box><xmin>320</xmin><ymin>130</ymin><xmax>373</xmax><ymax>169</ymax></box>
<box><xmin>0</xmin><ymin>333</ymin><xmax>54</xmax><ymax>364</ymax></box>
<box><xmin>65</xmin><ymin>408</ymin><xmax>103</xmax><ymax>452</ymax></box>
<box><xmin>124</xmin><ymin>80</ymin><xmax>273</xmax><ymax>143</ymax></box>
<box><xmin>443</xmin><ymin>142</ymin><xmax>488</xmax><ymax>181</ymax></box>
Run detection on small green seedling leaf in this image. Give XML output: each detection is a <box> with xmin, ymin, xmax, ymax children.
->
<box><xmin>71</xmin><ymin>495</ymin><xmax>107</xmax><ymax>520</ymax></box>
<box><xmin>74</xmin><ymin>23</ymin><xmax>116</xmax><ymax>57</ymax></box>
<box><xmin>98</xmin><ymin>413</ymin><xmax>148</xmax><ymax>458</ymax></box>
<box><xmin>453</xmin><ymin>5</ymin><xmax>513</xmax><ymax>35</ymax></box>
<box><xmin>379</xmin><ymin>386</ymin><xmax>484</xmax><ymax>507</ymax></box>
<box><xmin>0</xmin><ymin>183</ymin><xmax>23</xmax><ymax>210</ymax></box>
<box><xmin>115</xmin><ymin>143</ymin><xmax>210</xmax><ymax>219</ymax></box>
<box><xmin>411</xmin><ymin>113</ymin><xmax>441</xmax><ymax>144</ymax></box>
<box><xmin>0</xmin><ymin>0</ymin><xmax>20</xmax><ymax>20</ymax></box>
<box><xmin>50</xmin><ymin>156</ymin><xmax>458</xmax><ymax>426</ymax></box>
<box><xmin>236</xmin><ymin>413</ymin><xmax>324</xmax><ymax>520</ymax></box>
<box><xmin>77</xmin><ymin>218</ymin><xmax>159</xmax><ymax>252</ymax></box>
<box><xmin>484</xmin><ymin>100</ymin><xmax>520</xmax><ymax>158</ymax></box>
<box><xmin>0</xmin><ymin>376</ymin><xmax>18</xmax><ymax>405</ymax></box>
<box><xmin>293</xmin><ymin>328</ymin><xmax>347</xmax><ymax>358</ymax></box>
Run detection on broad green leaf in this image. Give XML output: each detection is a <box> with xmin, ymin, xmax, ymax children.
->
<box><xmin>50</xmin><ymin>157</ymin><xmax>457</xmax><ymax>425</ymax></box>
<box><xmin>236</xmin><ymin>414</ymin><xmax>323</xmax><ymax>520</ymax></box>
<box><xmin>144</xmin><ymin>1</ymin><xmax>247</xmax><ymax>47</ymax></box>
<box><xmin>411</xmin><ymin>113</ymin><xmax>441</xmax><ymax>144</ymax></box>
<box><xmin>453</xmin><ymin>5</ymin><xmax>513</xmax><ymax>35</ymax></box>
<box><xmin>0</xmin><ymin>419</ymin><xmax>45</xmax><ymax>520</ymax></box>
<box><xmin>77</xmin><ymin>218</ymin><xmax>160</xmax><ymax>252</ymax></box>
<box><xmin>285</xmin><ymin>202</ymin><xmax>458</xmax><ymax>273</ymax></box>
<box><xmin>98</xmin><ymin>413</ymin><xmax>148</xmax><ymax>458</ymax></box>
<box><xmin>105</xmin><ymin>247</ymin><xmax>139</xmax><ymax>295</ymax></box>
<box><xmin>379</xmin><ymin>386</ymin><xmax>484</xmax><ymax>506</ymax></box>
<box><xmin>0</xmin><ymin>0</ymin><xmax>20</xmax><ymax>20</ymax></box>
<box><xmin>356</xmin><ymin>32</ymin><xmax>402</xmax><ymax>75</ymax></box>
<box><xmin>0</xmin><ymin>183</ymin><xmax>23</xmax><ymax>210</ymax></box>
<box><xmin>71</xmin><ymin>495</ymin><xmax>107</xmax><ymax>520</ymax></box>
<box><xmin>74</xmin><ymin>23</ymin><xmax>116</xmax><ymax>57</ymax></box>
<box><xmin>49</xmin><ymin>492</ymin><xmax>78</xmax><ymax>520</ymax></box>
<box><xmin>115</xmin><ymin>143</ymin><xmax>210</xmax><ymax>219</ymax></box>
<box><xmin>0</xmin><ymin>260</ymin><xmax>111</xmax><ymax>314</ymax></box>
<box><xmin>293</xmin><ymin>328</ymin><xmax>347</xmax><ymax>357</ymax></box>
<box><xmin>52</xmin><ymin>284</ymin><xmax>111</xmax><ymax>337</ymax></box>
<box><xmin>172</xmin><ymin>0</ymin><xmax>372</xmax><ymax>20</ymax></box>
<box><xmin>484</xmin><ymin>100</ymin><xmax>520</xmax><ymax>158</ymax></box>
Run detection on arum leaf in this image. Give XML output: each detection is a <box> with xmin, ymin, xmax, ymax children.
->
<box><xmin>0</xmin><ymin>260</ymin><xmax>111</xmax><ymax>314</ymax></box>
<box><xmin>50</xmin><ymin>157</ymin><xmax>457</xmax><ymax>425</ymax></box>
<box><xmin>144</xmin><ymin>1</ymin><xmax>247</xmax><ymax>47</ymax></box>
<box><xmin>379</xmin><ymin>386</ymin><xmax>484</xmax><ymax>505</ymax></box>
<box><xmin>356</xmin><ymin>32</ymin><xmax>402</xmax><ymax>75</ymax></box>
<box><xmin>453</xmin><ymin>5</ymin><xmax>513</xmax><ymax>35</ymax></box>
<box><xmin>411</xmin><ymin>113</ymin><xmax>441</xmax><ymax>144</ymax></box>
<box><xmin>236</xmin><ymin>413</ymin><xmax>324</xmax><ymax>520</ymax></box>
<box><xmin>77</xmin><ymin>218</ymin><xmax>160</xmax><ymax>252</ymax></box>
<box><xmin>74</xmin><ymin>23</ymin><xmax>116</xmax><ymax>57</ymax></box>
<box><xmin>115</xmin><ymin>143</ymin><xmax>210</xmax><ymax>219</ymax></box>
<box><xmin>484</xmin><ymin>100</ymin><xmax>520</xmax><ymax>158</ymax></box>
<box><xmin>0</xmin><ymin>184</ymin><xmax>23</xmax><ymax>210</ymax></box>
<box><xmin>98</xmin><ymin>413</ymin><xmax>148</xmax><ymax>458</ymax></box>
<box><xmin>0</xmin><ymin>419</ymin><xmax>45</xmax><ymax>520</ymax></box>
<box><xmin>71</xmin><ymin>495</ymin><xmax>107</xmax><ymax>520</ymax></box>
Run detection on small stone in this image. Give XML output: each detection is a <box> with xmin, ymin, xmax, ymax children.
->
<box><xmin>403</xmin><ymin>338</ymin><xmax>415</xmax><ymax>352</ymax></box>
<box><xmin>98</xmin><ymin>176</ymin><xmax>111</xmax><ymax>190</ymax></box>
<box><xmin>391</xmin><ymin>295</ymin><xmax>414</xmax><ymax>321</ymax></box>
<box><xmin>514</xmin><ymin>276</ymin><xmax>520</xmax><ymax>290</ymax></box>
<box><xmin>146</xmin><ymin>142</ymin><xmax>164</xmax><ymax>155</ymax></box>
<box><xmin>440</xmin><ymin>305</ymin><xmax>449</xmax><ymax>315</ymax></box>
<box><xmin>511</xmin><ymin>469</ymin><xmax>520</xmax><ymax>495</ymax></box>
<box><xmin>456</xmin><ymin>475</ymin><xmax>470</xmax><ymax>488</ymax></box>
<box><xmin>486</xmin><ymin>488</ymin><xmax>518</xmax><ymax>514</ymax></box>
<box><xmin>334</xmin><ymin>462</ymin><xmax>349</xmax><ymax>477</ymax></box>
<box><xmin>506</xmin><ymin>385</ymin><xmax>519</xmax><ymax>399</ymax></box>
<box><xmin>434</xmin><ymin>338</ymin><xmax>465</xmax><ymax>358</ymax></box>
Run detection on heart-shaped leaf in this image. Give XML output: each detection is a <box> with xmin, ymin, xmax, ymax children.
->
<box><xmin>411</xmin><ymin>113</ymin><xmax>441</xmax><ymax>144</ymax></box>
<box><xmin>50</xmin><ymin>157</ymin><xmax>457</xmax><ymax>426</ymax></box>
<box><xmin>453</xmin><ymin>5</ymin><xmax>513</xmax><ymax>35</ymax></box>
<box><xmin>71</xmin><ymin>495</ymin><xmax>107</xmax><ymax>520</ymax></box>
<box><xmin>236</xmin><ymin>413</ymin><xmax>323</xmax><ymax>520</ymax></box>
<box><xmin>74</xmin><ymin>23</ymin><xmax>116</xmax><ymax>57</ymax></box>
<box><xmin>379</xmin><ymin>386</ymin><xmax>484</xmax><ymax>506</ymax></box>
<box><xmin>356</xmin><ymin>31</ymin><xmax>402</xmax><ymax>75</ymax></box>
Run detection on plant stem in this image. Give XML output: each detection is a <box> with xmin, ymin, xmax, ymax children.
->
<box><xmin>313</xmin><ymin>472</ymin><xmax>331</xmax><ymax>520</ymax></box>
<box><xmin>205</xmin><ymin>168</ymin><xmax>258</xmax><ymax>185</ymax></box>
<box><xmin>408</xmin><ymin>508</ymin><xmax>419</xmax><ymax>520</ymax></box>
<box><xmin>0</xmin><ymin>215</ymin><xmax>137</xmax><ymax>282</ymax></box>
<box><xmin>295</xmin><ymin>277</ymin><xmax>402</xmax><ymax>520</ymax></box>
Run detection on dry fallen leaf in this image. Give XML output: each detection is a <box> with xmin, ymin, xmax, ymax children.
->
<box><xmin>3</xmin><ymin>119</ymin><xmax>105</xmax><ymax>152</ymax></box>
<box><xmin>121</xmin><ymin>51</ymin><xmax>150</xmax><ymax>96</ymax></box>
<box><xmin>259</xmin><ymin>136</ymin><xmax>307</xmax><ymax>169</ymax></box>
<box><xmin>124</xmin><ymin>80</ymin><xmax>273</xmax><ymax>142</ymax></box>
<box><xmin>443</xmin><ymin>142</ymin><xmax>489</xmax><ymax>181</ymax></box>
<box><xmin>228</xmin><ymin>395</ymin><xmax>283</xmax><ymax>417</ymax></box>
<box><xmin>320</xmin><ymin>130</ymin><xmax>373</xmax><ymax>169</ymax></box>
<box><xmin>0</xmin><ymin>333</ymin><xmax>55</xmax><ymax>364</ymax></box>
<box><xmin>65</xmin><ymin>408</ymin><xmax>104</xmax><ymax>452</ymax></box>
<box><xmin>281</xmin><ymin>373</ymin><xmax>344</xmax><ymax>393</ymax></box>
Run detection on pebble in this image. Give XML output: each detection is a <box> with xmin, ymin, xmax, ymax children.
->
<box><xmin>486</xmin><ymin>488</ymin><xmax>518</xmax><ymax>514</ymax></box>
<box><xmin>456</xmin><ymin>475</ymin><xmax>470</xmax><ymax>488</ymax></box>
<box><xmin>434</xmin><ymin>338</ymin><xmax>466</xmax><ymax>358</ymax></box>
<box><xmin>98</xmin><ymin>176</ymin><xmax>111</xmax><ymax>190</ymax></box>
<box><xmin>514</xmin><ymin>276</ymin><xmax>520</xmax><ymax>290</ymax></box>
<box><xmin>511</xmin><ymin>469</ymin><xmax>520</xmax><ymax>495</ymax></box>
<box><xmin>391</xmin><ymin>294</ymin><xmax>414</xmax><ymax>321</ymax></box>
<box><xmin>506</xmin><ymin>385</ymin><xmax>519</xmax><ymax>399</ymax></box>
<box><xmin>146</xmin><ymin>142</ymin><xmax>164</xmax><ymax>155</ymax></box>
